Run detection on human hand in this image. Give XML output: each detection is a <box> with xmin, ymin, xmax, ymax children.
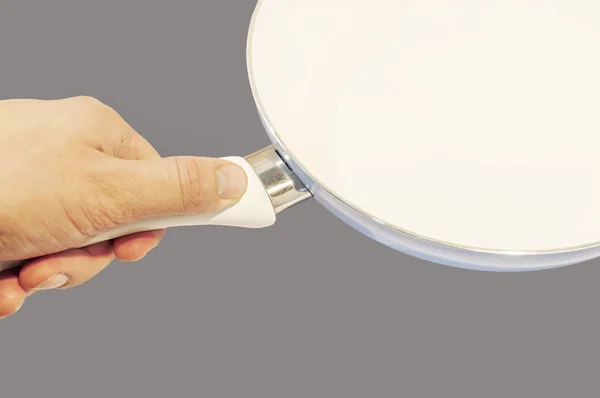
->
<box><xmin>0</xmin><ymin>96</ymin><xmax>248</xmax><ymax>319</ymax></box>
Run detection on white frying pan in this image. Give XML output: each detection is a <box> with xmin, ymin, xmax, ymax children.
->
<box><xmin>3</xmin><ymin>0</ymin><xmax>600</xmax><ymax>272</ymax></box>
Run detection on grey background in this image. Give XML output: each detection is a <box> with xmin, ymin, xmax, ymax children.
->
<box><xmin>1</xmin><ymin>1</ymin><xmax>599</xmax><ymax>397</ymax></box>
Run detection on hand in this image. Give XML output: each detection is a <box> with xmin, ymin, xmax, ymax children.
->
<box><xmin>0</xmin><ymin>96</ymin><xmax>248</xmax><ymax>319</ymax></box>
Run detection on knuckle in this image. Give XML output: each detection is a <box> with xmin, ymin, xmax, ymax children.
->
<box><xmin>174</xmin><ymin>158</ymin><xmax>218</xmax><ymax>213</ymax></box>
<box><xmin>72</xmin><ymin>95</ymin><xmax>105</xmax><ymax>108</ymax></box>
<box><xmin>71</xmin><ymin>96</ymin><xmax>118</xmax><ymax>121</ymax></box>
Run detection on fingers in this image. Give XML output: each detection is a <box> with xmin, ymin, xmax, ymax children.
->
<box><xmin>0</xmin><ymin>269</ymin><xmax>26</xmax><ymax>319</ymax></box>
<box><xmin>19</xmin><ymin>241</ymin><xmax>115</xmax><ymax>291</ymax></box>
<box><xmin>113</xmin><ymin>229</ymin><xmax>165</xmax><ymax>262</ymax></box>
<box><xmin>3</xmin><ymin>236</ymin><xmax>157</xmax><ymax>320</ymax></box>
<box><xmin>89</xmin><ymin>156</ymin><xmax>248</xmax><ymax>223</ymax></box>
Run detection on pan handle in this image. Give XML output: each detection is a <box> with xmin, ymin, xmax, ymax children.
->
<box><xmin>0</xmin><ymin>146</ymin><xmax>311</xmax><ymax>272</ymax></box>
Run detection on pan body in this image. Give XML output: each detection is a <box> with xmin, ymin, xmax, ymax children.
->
<box><xmin>247</xmin><ymin>0</ymin><xmax>600</xmax><ymax>271</ymax></box>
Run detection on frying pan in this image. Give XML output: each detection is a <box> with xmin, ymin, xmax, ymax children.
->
<box><xmin>3</xmin><ymin>0</ymin><xmax>600</xmax><ymax>272</ymax></box>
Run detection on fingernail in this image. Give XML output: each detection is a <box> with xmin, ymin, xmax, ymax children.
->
<box><xmin>31</xmin><ymin>273</ymin><xmax>70</xmax><ymax>291</ymax></box>
<box><xmin>216</xmin><ymin>164</ymin><xmax>248</xmax><ymax>199</ymax></box>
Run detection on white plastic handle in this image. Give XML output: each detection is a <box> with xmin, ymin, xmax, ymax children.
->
<box><xmin>0</xmin><ymin>156</ymin><xmax>276</xmax><ymax>272</ymax></box>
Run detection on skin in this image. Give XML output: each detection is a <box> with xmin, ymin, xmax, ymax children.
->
<box><xmin>0</xmin><ymin>96</ymin><xmax>248</xmax><ymax>319</ymax></box>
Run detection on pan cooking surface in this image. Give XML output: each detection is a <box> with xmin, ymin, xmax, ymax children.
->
<box><xmin>249</xmin><ymin>0</ymin><xmax>600</xmax><ymax>252</ymax></box>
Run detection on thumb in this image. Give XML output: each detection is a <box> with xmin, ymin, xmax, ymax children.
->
<box><xmin>98</xmin><ymin>156</ymin><xmax>249</xmax><ymax>221</ymax></box>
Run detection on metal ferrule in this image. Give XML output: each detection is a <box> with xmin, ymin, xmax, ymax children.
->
<box><xmin>245</xmin><ymin>146</ymin><xmax>312</xmax><ymax>213</ymax></box>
